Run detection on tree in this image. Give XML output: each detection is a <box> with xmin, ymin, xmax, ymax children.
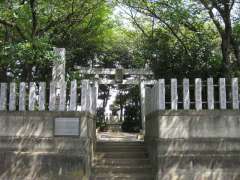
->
<box><xmin>0</xmin><ymin>0</ymin><xmax>113</xmax><ymax>81</ymax></box>
<box><xmin>117</xmin><ymin>0</ymin><xmax>222</xmax><ymax>78</ymax></box>
<box><xmin>198</xmin><ymin>0</ymin><xmax>240</xmax><ymax>75</ymax></box>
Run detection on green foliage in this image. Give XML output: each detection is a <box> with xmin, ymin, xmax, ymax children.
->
<box><xmin>141</xmin><ymin>26</ymin><xmax>222</xmax><ymax>79</ymax></box>
<box><xmin>0</xmin><ymin>36</ymin><xmax>55</xmax><ymax>81</ymax></box>
<box><xmin>121</xmin><ymin>86</ymin><xmax>141</xmax><ymax>132</ymax></box>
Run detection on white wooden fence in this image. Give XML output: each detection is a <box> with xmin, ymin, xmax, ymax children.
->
<box><xmin>145</xmin><ymin>78</ymin><xmax>240</xmax><ymax>115</ymax></box>
<box><xmin>0</xmin><ymin>80</ymin><xmax>97</xmax><ymax>113</ymax></box>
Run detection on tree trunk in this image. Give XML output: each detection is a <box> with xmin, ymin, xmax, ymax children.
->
<box><xmin>221</xmin><ymin>33</ymin><xmax>231</xmax><ymax>76</ymax></box>
<box><xmin>0</xmin><ymin>68</ymin><xmax>7</xmax><ymax>82</ymax></box>
<box><xmin>22</xmin><ymin>64</ymin><xmax>33</xmax><ymax>82</ymax></box>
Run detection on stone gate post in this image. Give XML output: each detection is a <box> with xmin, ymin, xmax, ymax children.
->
<box><xmin>140</xmin><ymin>81</ymin><xmax>146</xmax><ymax>134</ymax></box>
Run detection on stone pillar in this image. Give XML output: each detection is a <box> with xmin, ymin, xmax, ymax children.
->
<box><xmin>52</xmin><ymin>48</ymin><xmax>66</xmax><ymax>111</ymax></box>
<box><xmin>140</xmin><ymin>81</ymin><xmax>146</xmax><ymax>133</ymax></box>
<box><xmin>52</xmin><ymin>48</ymin><xmax>66</xmax><ymax>82</ymax></box>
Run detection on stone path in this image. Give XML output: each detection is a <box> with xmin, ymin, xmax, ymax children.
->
<box><xmin>97</xmin><ymin>131</ymin><xmax>143</xmax><ymax>142</ymax></box>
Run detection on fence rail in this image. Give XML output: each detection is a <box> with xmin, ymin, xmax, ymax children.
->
<box><xmin>145</xmin><ymin>78</ymin><xmax>240</xmax><ymax>115</ymax></box>
<box><xmin>0</xmin><ymin>80</ymin><xmax>97</xmax><ymax>113</ymax></box>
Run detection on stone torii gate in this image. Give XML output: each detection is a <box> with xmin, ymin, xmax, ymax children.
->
<box><xmin>74</xmin><ymin>66</ymin><xmax>155</xmax><ymax>133</ymax></box>
<box><xmin>52</xmin><ymin>48</ymin><xmax>155</xmax><ymax>133</ymax></box>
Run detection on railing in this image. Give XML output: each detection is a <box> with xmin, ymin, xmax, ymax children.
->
<box><xmin>0</xmin><ymin>80</ymin><xmax>97</xmax><ymax>113</ymax></box>
<box><xmin>145</xmin><ymin>78</ymin><xmax>240</xmax><ymax>115</ymax></box>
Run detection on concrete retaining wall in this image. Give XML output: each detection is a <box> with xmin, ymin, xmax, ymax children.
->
<box><xmin>0</xmin><ymin>112</ymin><xmax>96</xmax><ymax>180</ymax></box>
<box><xmin>145</xmin><ymin>110</ymin><xmax>240</xmax><ymax>180</ymax></box>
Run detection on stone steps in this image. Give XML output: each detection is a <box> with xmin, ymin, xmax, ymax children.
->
<box><xmin>93</xmin><ymin>165</ymin><xmax>152</xmax><ymax>174</ymax></box>
<box><xmin>93</xmin><ymin>158</ymin><xmax>151</xmax><ymax>166</ymax></box>
<box><xmin>92</xmin><ymin>141</ymin><xmax>154</xmax><ymax>180</ymax></box>
<box><xmin>96</xmin><ymin>141</ymin><xmax>144</xmax><ymax>146</ymax></box>
<box><xmin>95</xmin><ymin>151</ymin><xmax>148</xmax><ymax>159</ymax></box>
<box><xmin>96</xmin><ymin>146</ymin><xmax>145</xmax><ymax>152</ymax></box>
<box><xmin>92</xmin><ymin>174</ymin><xmax>154</xmax><ymax>180</ymax></box>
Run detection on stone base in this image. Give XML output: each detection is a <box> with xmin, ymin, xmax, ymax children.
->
<box><xmin>107</xmin><ymin>123</ymin><xmax>122</xmax><ymax>132</ymax></box>
<box><xmin>145</xmin><ymin>110</ymin><xmax>240</xmax><ymax>180</ymax></box>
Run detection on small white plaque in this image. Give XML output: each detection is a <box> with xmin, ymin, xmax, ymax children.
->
<box><xmin>54</xmin><ymin>118</ymin><xmax>80</xmax><ymax>136</ymax></box>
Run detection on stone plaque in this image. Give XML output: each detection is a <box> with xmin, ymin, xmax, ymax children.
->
<box><xmin>54</xmin><ymin>118</ymin><xmax>80</xmax><ymax>136</ymax></box>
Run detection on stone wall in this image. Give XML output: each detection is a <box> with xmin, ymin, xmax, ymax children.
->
<box><xmin>0</xmin><ymin>111</ymin><xmax>96</xmax><ymax>180</ymax></box>
<box><xmin>145</xmin><ymin>110</ymin><xmax>240</xmax><ymax>180</ymax></box>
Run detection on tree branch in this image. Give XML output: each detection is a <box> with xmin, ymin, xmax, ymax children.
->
<box><xmin>0</xmin><ymin>19</ymin><xmax>26</xmax><ymax>40</ymax></box>
<box><xmin>30</xmin><ymin>0</ymin><xmax>37</xmax><ymax>39</ymax></box>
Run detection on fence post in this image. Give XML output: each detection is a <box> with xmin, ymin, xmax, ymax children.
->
<box><xmin>9</xmin><ymin>82</ymin><xmax>16</xmax><ymax>111</ymax></box>
<box><xmin>158</xmin><ymin>79</ymin><xmax>165</xmax><ymax>110</ymax></box>
<box><xmin>19</xmin><ymin>82</ymin><xmax>26</xmax><ymax>111</ymax></box>
<box><xmin>69</xmin><ymin>80</ymin><xmax>77</xmax><ymax>111</ymax></box>
<box><xmin>183</xmin><ymin>79</ymin><xmax>190</xmax><ymax>110</ymax></box>
<box><xmin>219</xmin><ymin>78</ymin><xmax>226</xmax><ymax>109</ymax></box>
<box><xmin>59</xmin><ymin>81</ymin><xmax>67</xmax><ymax>111</ymax></box>
<box><xmin>90</xmin><ymin>85</ymin><xmax>97</xmax><ymax>114</ymax></box>
<box><xmin>39</xmin><ymin>82</ymin><xmax>46</xmax><ymax>111</ymax></box>
<box><xmin>232</xmin><ymin>78</ymin><xmax>239</xmax><ymax>110</ymax></box>
<box><xmin>171</xmin><ymin>79</ymin><xmax>178</xmax><ymax>110</ymax></box>
<box><xmin>81</xmin><ymin>80</ymin><xmax>90</xmax><ymax>112</ymax></box>
<box><xmin>49</xmin><ymin>81</ymin><xmax>56</xmax><ymax>111</ymax></box>
<box><xmin>195</xmin><ymin>78</ymin><xmax>202</xmax><ymax>110</ymax></box>
<box><xmin>0</xmin><ymin>83</ymin><xmax>7</xmax><ymax>111</ymax></box>
<box><xmin>29</xmin><ymin>82</ymin><xmax>37</xmax><ymax>111</ymax></box>
<box><xmin>207</xmin><ymin>78</ymin><xmax>214</xmax><ymax>110</ymax></box>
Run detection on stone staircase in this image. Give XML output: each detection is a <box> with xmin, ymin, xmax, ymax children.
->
<box><xmin>91</xmin><ymin>141</ymin><xmax>154</xmax><ymax>180</ymax></box>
